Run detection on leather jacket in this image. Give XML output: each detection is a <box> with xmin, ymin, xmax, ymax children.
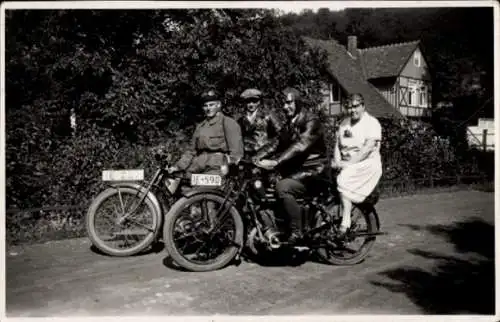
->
<box><xmin>238</xmin><ymin>108</ymin><xmax>283</xmax><ymax>160</ymax></box>
<box><xmin>271</xmin><ymin>109</ymin><xmax>327</xmax><ymax>181</ymax></box>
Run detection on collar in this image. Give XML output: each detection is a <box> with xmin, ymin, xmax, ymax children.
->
<box><xmin>350</xmin><ymin>111</ymin><xmax>367</xmax><ymax>126</ymax></box>
<box><xmin>246</xmin><ymin>109</ymin><xmax>259</xmax><ymax>124</ymax></box>
<box><xmin>292</xmin><ymin>109</ymin><xmax>306</xmax><ymax>125</ymax></box>
<box><xmin>205</xmin><ymin>112</ymin><xmax>223</xmax><ymax>126</ymax></box>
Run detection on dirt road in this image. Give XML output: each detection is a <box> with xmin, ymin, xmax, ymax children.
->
<box><xmin>6</xmin><ymin>190</ymin><xmax>495</xmax><ymax>316</ymax></box>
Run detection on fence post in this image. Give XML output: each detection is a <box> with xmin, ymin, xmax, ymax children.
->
<box><xmin>482</xmin><ymin>129</ymin><xmax>488</xmax><ymax>152</ymax></box>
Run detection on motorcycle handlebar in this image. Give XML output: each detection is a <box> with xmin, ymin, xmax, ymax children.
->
<box><xmin>237</xmin><ymin>158</ymin><xmax>277</xmax><ymax>171</ymax></box>
<box><xmin>238</xmin><ymin>158</ymin><xmax>255</xmax><ymax>165</ymax></box>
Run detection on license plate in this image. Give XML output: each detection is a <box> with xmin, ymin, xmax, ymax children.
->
<box><xmin>191</xmin><ymin>174</ymin><xmax>222</xmax><ymax>186</ymax></box>
<box><xmin>102</xmin><ymin>169</ymin><xmax>144</xmax><ymax>181</ymax></box>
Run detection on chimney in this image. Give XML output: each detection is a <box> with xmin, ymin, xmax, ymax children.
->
<box><xmin>347</xmin><ymin>35</ymin><xmax>358</xmax><ymax>58</ymax></box>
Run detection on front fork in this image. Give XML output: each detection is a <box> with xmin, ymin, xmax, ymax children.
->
<box><xmin>112</xmin><ymin>169</ymin><xmax>163</xmax><ymax>224</ymax></box>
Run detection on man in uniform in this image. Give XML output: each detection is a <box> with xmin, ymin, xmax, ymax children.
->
<box><xmin>166</xmin><ymin>89</ymin><xmax>244</xmax><ymax>226</ymax></box>
<box><xmin>238</xmin><ymin>88</ymin><xmax>283</xmax><ymax>160</ymax></box>
<box><xmin>168</xmin><ymin>89</ymin><xmax>244</xmax><ymax>175</ymax></box>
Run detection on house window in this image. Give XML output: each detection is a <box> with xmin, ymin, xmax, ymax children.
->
<box><xmin>419</xmin><ymin>86</ymin><xmax>428</xmax><ymax>107</ymax></box>
<box><xmin>330</xmin><ymin>82</ymin><xmax>341</xmax><ymax>103</ymax></box>
<box><xmin>413</xmin><ymin>52</ymin><xmax>421</xmax><ymax>67</ymax></box>
<box><xmin>407</xmin><ymin>79</ymin><xmax>421</xmax><ymax>107</ymax></box>
<box><xmin>408</xmin><ymin>87</ymin><xmax>417</xmax><ymax>107</ymax></box>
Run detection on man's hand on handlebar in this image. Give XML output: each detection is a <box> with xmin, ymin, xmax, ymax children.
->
<box><xmin>166</xmin><ymin>165</ymin><xmax>180</xmax><ymax>174</ymax></box>
<box><xmin>330</xmin><ymin>159</ymin><xmax>346</xmax><ymax>170</ymax></box>
<box><xmin>224</xmin><ymin>154</ymin><xmax>241</xmax><ymax>166</ymax></box>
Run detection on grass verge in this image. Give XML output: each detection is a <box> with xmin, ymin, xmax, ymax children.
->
<box><xmin>6</xmin><ymin>181</ymin><xmax>494</xmax><ymax>247</ymax></box>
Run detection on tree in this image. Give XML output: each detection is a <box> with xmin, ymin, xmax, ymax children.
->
<box><xmin>5</xmin><ymin>9</ymin><xmax>330</xmax><ymax>209</ymax></box>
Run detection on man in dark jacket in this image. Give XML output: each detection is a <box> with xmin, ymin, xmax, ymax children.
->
<box><xmin>238</xmin><ymin>88</ymin><xmax>283</xmax><ymax>160</ymax></box>
<box><xmin>256</xmin><ymin>87</ymin><xmax>327</xmax><ymax>244</ymax></box>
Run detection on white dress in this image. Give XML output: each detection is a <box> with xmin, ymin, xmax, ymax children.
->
<box><xmin>336</xmin><ymin>112</ymin><xmax>383</xmax><ymax>203</ymax></box>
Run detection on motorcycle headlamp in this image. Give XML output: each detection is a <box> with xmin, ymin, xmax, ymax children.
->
<box><xmin>220</xmin><ymin>164</ymin><xmax>229</xmax><ymax>176</ymax></box>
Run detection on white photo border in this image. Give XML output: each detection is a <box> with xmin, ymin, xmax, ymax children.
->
<box><xmin>0</xmin><ymin>1</ymin><xmax>498</xmax><ymax>322</ymax></box>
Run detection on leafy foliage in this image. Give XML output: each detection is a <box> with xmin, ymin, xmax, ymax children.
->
<box><xmin>380</xmin><ymin>117</ymin><xmax>461</xmax><ymax>182</ymax></box>
<box><xmin>5</xmin><ymin>8</ymin><xmax>490</xmax><ymax>216</ymax></box>
<box><xmin>5</xmin><ymin>9</ymin><xmax>328</xmax><ymax>210</ymax></box>
<box><xmin>5</xmin><ymin>8</ymin><xmax>492</xmax><ymax>246</ymax></box>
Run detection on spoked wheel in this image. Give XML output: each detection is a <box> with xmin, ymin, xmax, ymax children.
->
<box><xmin>86</xmin><ymin>187</ymin><xmax>160</xmax><ymax>256</ymax></box>
<box><xmin>316</xmin><ymin>203</ymin><xmax>378</xmax><ymax>265</ymax></box>
<box><xmin>163</xmin><ymin>193</ymin><xmax>244</xmax><ymax>272</ymax></box>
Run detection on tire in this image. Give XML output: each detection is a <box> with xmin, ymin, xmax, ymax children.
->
<box><xmin>316</xmin><ymin>204</ymin><xmax>378</xmax><ymax>265</ymax></box>
<box><xmin>163</xmin><ymin>193</ymin><xmax>244</xmax><ymax>272</ymax></box>
<box><xmin>86</xmin><ymin>187</ymin><xmax>160</xmax><ymax>257</ymax></box>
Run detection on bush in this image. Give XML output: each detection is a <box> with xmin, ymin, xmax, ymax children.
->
<box><xmin>6</xmin><ymin>208</ymin><xmax>87</xmax><ymax>245</ymax></box>
<box><xmin>379</xmin><ymin>117</ymin><xmax>487</xmax><ymax>183</ymax></box>
<box><xmin>5</xmin><ymin>9</ymin><xmax>328</xmax><ymax>211</ymax></box>
<box><xmin>5</xmin><ymin>10</ymin><xmax>492</xmax><ymax>245</ymax></box>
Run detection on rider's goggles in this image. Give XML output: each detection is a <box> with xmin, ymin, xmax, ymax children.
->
<box><xmin>245</xmin><ymin>98</ymin><xmax>260</xmax><ymax>104</ymax></box>
<box><xmin>346</xmin><ymin>102</ymin><xmax>363</xmax><ymax>110</ymax></box>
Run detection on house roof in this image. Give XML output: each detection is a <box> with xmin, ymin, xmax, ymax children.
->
<box><xmin>359</xmin><ymin>40</ymin><xmax>420</xmax><ymax>79</ymax></box>
<box><xmin>302</xmin><ymin>36</ymin><xmax>402</xmax><ymax>119</ymax></box>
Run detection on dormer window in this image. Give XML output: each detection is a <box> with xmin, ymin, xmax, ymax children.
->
<box><xmin>413</xmin><ymin>51</ymin><xmax>421</xmax><ymax>67</ymax></box>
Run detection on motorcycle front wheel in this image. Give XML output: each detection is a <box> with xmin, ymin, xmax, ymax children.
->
<box><xmin>86</xmin><ymin>187</ymin><xmax>160</xmax><ymax>257</ymax></box>
<box><xmin>163</xmin><ymin>193</ymin><xmax>244</xmax><ymax>272</ymax></box>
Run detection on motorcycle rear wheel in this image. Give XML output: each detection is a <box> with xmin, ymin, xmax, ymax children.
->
<box><xmin>163</xmin><ymin>193</ymin><xmax>244</xmax><ymax>272</ymax></box>
<box><xmin>86</xmin><ymin>187</ymin><xmax>160</xmax><ymax>257</ymax></box>
<box><xmin>315</xmin><ymin>204</ymin><xmax>378</xmax><ymax>265</ymax></box>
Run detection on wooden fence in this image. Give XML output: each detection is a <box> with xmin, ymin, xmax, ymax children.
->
<box><xmin>467</xmin><ymin>127</ymin><xmax>495</xmax><ymax>152</ymax></box>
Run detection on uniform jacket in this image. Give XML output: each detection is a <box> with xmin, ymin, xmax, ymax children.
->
<box><xmin>175</xmin><ymin>112</ymin><xmax>244</xmax><ymax>174</ymax></box>
<box><xmin>238</xmin><ymin>107</ymin><xmax>283</xmax><ymax>160</ymax></box>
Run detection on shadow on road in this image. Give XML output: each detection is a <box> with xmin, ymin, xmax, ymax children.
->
<box><xmin>162</xmin><ymin>256</ymin><xmax>191</xmax><ymax>272</ymax></box>
<box><xmin>242</xmin><ymin>248</ymin><xmax>310</xmax><ymax>267</ymax></box>
<box><xmin>371</xmin><ymin>217</ymin><xmax>495</xmax><ymax>314</ymax></box>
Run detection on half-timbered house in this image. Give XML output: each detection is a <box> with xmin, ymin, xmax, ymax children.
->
<box><xmin>304</xmin><ymin>35</ymin><xmax>433</xmax><ymax>119</ymax></box>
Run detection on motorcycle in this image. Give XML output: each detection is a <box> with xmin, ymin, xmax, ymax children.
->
<box><xmin>85</xmin><ymin>147</ymin><xmax>207</xmax><ymax>257</ymax></box>
<box><xmin>162</xmin><ymin>156</ymin><xmax>385</xmax><ymax>272</ymax></box>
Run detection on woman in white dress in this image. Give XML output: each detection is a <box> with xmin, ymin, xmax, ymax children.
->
<box><xmin>332</xmin><ymin>93</ymin><xmax>383</xmax><ymax>234</ymax></box>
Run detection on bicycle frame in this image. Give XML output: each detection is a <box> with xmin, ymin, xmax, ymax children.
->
<box><xmin>106</xmin><ymin>166</ymin><xmax>186</xmax><ymax>225</ymax></box>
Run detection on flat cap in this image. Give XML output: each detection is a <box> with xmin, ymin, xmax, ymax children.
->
<box><xmin>282</xmin><ymin>87</ymin><xmax>302</xmax><ymax>101</ymax></box>
<box><xmin>240</xmin><ymin>88</ymin><xmax>262</xmax><ymax>99</ymax></box>
<box><xmin>201</xmin><ymin>89</ymin><xmax>220</xmax><ymax>102</ymax></box>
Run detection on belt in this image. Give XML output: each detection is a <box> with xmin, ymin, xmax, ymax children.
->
<box><xmin>199</xmin><ymin>150</ymin><xmax>228</xmax><ymax>154</ymax></box>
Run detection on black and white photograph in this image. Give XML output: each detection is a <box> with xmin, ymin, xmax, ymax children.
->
<box><xmin>1</xmin><ymin>1</ymin><xmax>498</xmax><ymax>319</ymax></box>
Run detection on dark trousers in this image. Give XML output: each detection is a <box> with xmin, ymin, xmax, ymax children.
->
<box><xmin>275</xmin><ymin>178</ymin><xmax>306</xmax><ymax>234</ymax></box>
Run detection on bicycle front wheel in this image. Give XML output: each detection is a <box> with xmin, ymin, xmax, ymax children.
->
<box><xmin>86</xmin><ymin>187</ymin><xmax>160</xmax><ymax>256</ymax></box>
